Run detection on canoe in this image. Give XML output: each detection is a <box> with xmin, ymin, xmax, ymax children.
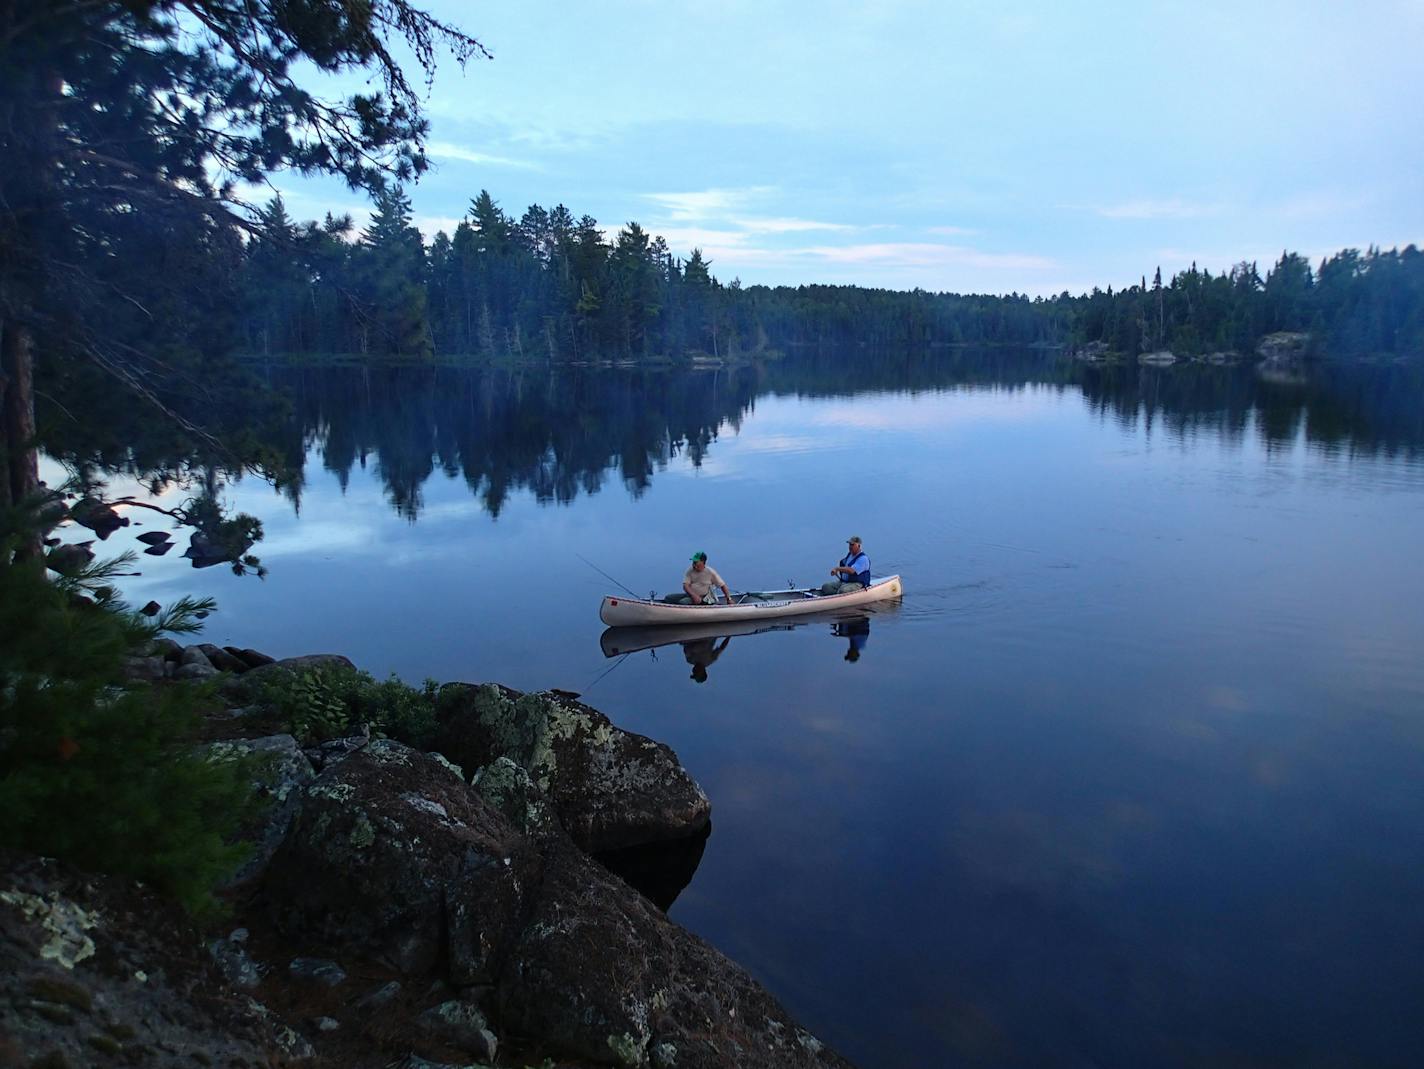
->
<box><xmin>598</xmin><ymin>574</ymin><xmax>903</xmax><ymax>627</ymax></box>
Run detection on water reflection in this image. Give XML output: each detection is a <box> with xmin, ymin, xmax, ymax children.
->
<box><xmin>600</xmin><ymin>617</ymin><xmax>804</xmax><ymax>659</ymax></box>
<box><xmin>683</xmin><ymin>635</ymin><xmax>732</xmax><ymax>683</ymax></box>
<box><xmin>78</xmin><ymin>349</ymin><xmax>1424</xmax><ymax>1069</ymax></box>
<box><xmin>238</xmin><ymin>354</ymin><xmax>1424</xmax><ymax>523</ymax></box>
<box><xmin>600</xmin><ymin>607</ymin><xmax>887</xmax><ymax>679</ymax></box>
<box><xmin>834</xmin><ymin>616</ymin><xmax>871</xmax><ymax>662</ymax></box>
<box><xmin>594</xmin><ymin>821</ymin><xmax>711</xmax><ymax>913</ymax></box>
<box><xmin>258</xmin><ymin>362</ymin><xmax>766</xmax><ymax>519</ymax></box>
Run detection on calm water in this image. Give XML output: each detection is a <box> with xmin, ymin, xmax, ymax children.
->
<box><xmin>103</xmin><ymin>353</ymin><xmax>1424</xmax><ymax>1068</ymax></box>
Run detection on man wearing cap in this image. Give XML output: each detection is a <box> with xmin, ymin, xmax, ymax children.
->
<box><xmin>683</xmin><ymin>551</ymin><xmax>734</xmax><ymax>605</ymax></box>
<box><xmin>831</xmin><ymin>536</ymin><xmax>871</xmax><ymax>589</ymax></box>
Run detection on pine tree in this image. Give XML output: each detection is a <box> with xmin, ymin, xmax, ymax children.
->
<box><xmin>0</xmin><ymin>0</ymin><xmax>487</xmax><ymax>510</ymax></box>
<box><xmin>357</xmin><ymin>187</ymin><xmax>431</xmax><ymax>358</ymax></box>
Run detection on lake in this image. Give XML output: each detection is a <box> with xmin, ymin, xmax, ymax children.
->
<box><xmin>103</xmin><ymin>352</ymin><xmax>1424</xmax><ymax>1068</ymax></box>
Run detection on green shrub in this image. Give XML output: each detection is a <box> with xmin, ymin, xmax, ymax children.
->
<box><xmin>0</xmin><ymin>503</ymin><xmax>257</xmax><ymax>916</ymax></box>
<box><xmin>253</xmin><ymin>664</ymin><xmax>440</xmax><ymax>748</ymax></box>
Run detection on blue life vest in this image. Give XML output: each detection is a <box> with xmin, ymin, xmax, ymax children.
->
<box><xmin>840</xmin><ymin>550</ymin><xmax>871</xmax><ymax>587</ymax></box>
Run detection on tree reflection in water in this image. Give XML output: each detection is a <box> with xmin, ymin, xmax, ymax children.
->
<box><xmin>204</xmin><ymin>353</ymin><xmax>1424</xmax><ymax>524</ymax></box>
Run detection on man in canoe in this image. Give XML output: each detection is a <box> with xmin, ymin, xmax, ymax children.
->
<box><xmin>823</xmin><ymin>535</ymin><xmax>871</xmax><ymax>593</ymax></box>
<box><xmin>678</xmin><ymin>551</ymin><xmax>735</xmax><ymax>605</ymax></box>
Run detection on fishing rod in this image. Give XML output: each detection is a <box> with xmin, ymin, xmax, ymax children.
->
<box><xmin>584</xmin><ymin>651</ymin><xmax>632</xmax><ymax>694</ymax></box>
<box><xmin>575</xmin><ymin>552</ymin><xmax>640</xmax><ymax>598</ymax></box>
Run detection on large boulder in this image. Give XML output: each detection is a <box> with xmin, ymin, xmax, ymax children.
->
<box><xmin>198</xmin><ymin>642</ymin><xmax>250</xmax><ymax>673</ymax></box>
<box><xmin>206</xmin><ymin>734</ymin><xmax>316</xmax><ymax>894</ymax></box>
<box><xmin>1257</xmin><ymin>330</ymin><xmax>1312</xmax><ymax>364</ymax></box>
<box><xmin>277</xmin><ymin>654</ymin><xmax>356</xmax><ymax>673</ymax></box>
<box><xmin>499</xmin><ymin>837</ymin><xmax>853</xmax><ymax>1069</ymax></box>
<box><xmin>0</xmin><ymin>851</ymin><xmax>304</xmax><ymax>1067</ymax></box>
<box><xmin>262</xmin><ymin>739</ymin><xmax>537</xmax><ymax>984</ymax></box>
<box><xmin>433</xmin><ymin>684</ymin><xmax>711</xmax><ymax>854</ymax></box>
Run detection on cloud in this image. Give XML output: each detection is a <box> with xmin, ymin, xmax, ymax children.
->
<box><xmin>413</xmin><ymin>215</ymin><xmax>466</xmax><ymax>240</ymax></box>
<box><xmin>730</xmin><ymin>216</ymin><xmax>859</xmax><ymax>233</ymax></box>
<box><xmin>802</xmin><ymin>242</ymin><xmax>1056</xmax><ymax>271</ymax></box>
<box><xmin>650</xmin><ymin>227</ymin><xmax>752</xmax><ymax>250</ymax></box>
<box><xmin>642</xmin><ymin>190</ymin><xmax>862</xmax><ymax>236</ymax></box>
<box><xmin>642</xmin><ymin>187</ymin><xmax>775</xmax><ymax>221</ymax></box>
<box><xmin>425</xmin><ymin>141</ymin><xmax>541</xmax><ymax>170</ymax></box>
<box><xmin>1095</xmin><ymin>198</ymin><xmax>1222</xmax><ymax>220</ymax></box>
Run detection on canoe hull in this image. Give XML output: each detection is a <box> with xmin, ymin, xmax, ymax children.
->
<box><xmin>599</xmin><ymin>574</ymin><xmax>903</xmax><ymax>627</ymax></box>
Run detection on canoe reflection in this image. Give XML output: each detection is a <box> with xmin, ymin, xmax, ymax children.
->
<box><xmin>600</xmin><ymin>617</ymin><xmax>806</xmax><ymax>659</ymax></box>
<box><xmin>600</xmin><ymin>606</ymin><xmax>888</xmax><ymax>677</ymax></box>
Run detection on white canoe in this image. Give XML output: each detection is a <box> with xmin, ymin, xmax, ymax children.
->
<box><xmin>598</xmin><ymin>574</ymin><xmax>903</xmax><ymax>627</ymax></box>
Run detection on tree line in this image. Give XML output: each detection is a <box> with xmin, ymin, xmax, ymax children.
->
<box><xmin>237</xmin><ymin>191</ymin><xmax>1424</xmax><ymax>363</ymax></box>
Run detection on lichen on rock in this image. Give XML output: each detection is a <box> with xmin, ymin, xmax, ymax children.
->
<box><xmin>0</xmin><ymin>889</ymin><xmax>99</xmax><ymax>969</ymax></box>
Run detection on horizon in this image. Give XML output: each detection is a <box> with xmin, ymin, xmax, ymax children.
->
<box><xmin>261</xmin><ymin>1</ymin><xmax>1424</xmax><ymax>299</ymax></box>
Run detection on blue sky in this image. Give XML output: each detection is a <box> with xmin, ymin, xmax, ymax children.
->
<box><xmin>269</xmin><ymin>1</ymin><xmax>1424</xmax><ymax>297</ymax></box>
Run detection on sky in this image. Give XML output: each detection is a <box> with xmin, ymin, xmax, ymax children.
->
<box><xmin>267</xmin><ymin>0</ymin><xmax>1424</xmax><ymax>297</ymax></box>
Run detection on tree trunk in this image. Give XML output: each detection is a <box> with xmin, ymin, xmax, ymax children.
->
<box><xmin>1</xmin><ymin>318</ymin><xmax>40</xmax><ymax>508</ymax></box>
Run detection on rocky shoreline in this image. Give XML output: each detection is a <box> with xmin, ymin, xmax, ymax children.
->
<box><xmin>2</xmin><ymin>646</ymin><xmax>855</xmax><ymax>1069</ymax></box>
<box><xmin>1070</xmin><ymin>330</ymin><xmax>1324</xmax><ymax>367</ymax></box>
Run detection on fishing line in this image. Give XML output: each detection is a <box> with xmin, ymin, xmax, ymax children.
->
<box><xmin>584</xmin><ymin>651</ymin><xmax>632</xmax><ymax>693</ymax></box>
<box><xmin>575</xmin><ymin>552</ymin><xmax>639</xmax><ymax>598</ymax></box>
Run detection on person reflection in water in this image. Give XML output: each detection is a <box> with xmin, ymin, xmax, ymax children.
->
<box><xmin>834</xmin><ymin>617</ymin><xmax>870</xmax><ymax>662</ymax></box>
<box><xmin>683</xmin><ymin>636</ymin><xmax>731</xmax><ymax>683</ymax></box>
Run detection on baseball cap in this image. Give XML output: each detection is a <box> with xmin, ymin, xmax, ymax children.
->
<box><xmin>691</xmin><ymin>551</ymin><xmax>707</xmax><ymax>562</ymax></box>
<box><xmin>846</xmin><ymin>535</ymin><xmax>862</xmax><ymax>544</ymax></box>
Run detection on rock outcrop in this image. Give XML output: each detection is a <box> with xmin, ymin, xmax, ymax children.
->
<box><xmin>4</xmin><ymin>650</ymin><xmax>853</xmax><ymax>1069</ymax></box>
<box><xmin>433</xmin><ymin>683</ymin><xmax>712</xmax><ymax>853</ymax></box>
<box><xmin>256</xmin><ymin>735</ymin><xmax>849</xmax><ymax>1068</ymax></box>
<box><xmin>263</xmin><ymin>739</ymin><xmax>537</xmax><ymax>983</ymax></box>
<box><xmin>1257</xmin><ymin>330</ymin><xmax>1313</xmax><ymax>364</ymax></box>
<box><xmin>0</xmin><ymin>852</ymin><xmax>304</xmax><ymax>1068</ymax></box>
<box><xmin>500</xmin><ymin>835</ymin><xmax>849</xmax><ymax>1069</ymax></box>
